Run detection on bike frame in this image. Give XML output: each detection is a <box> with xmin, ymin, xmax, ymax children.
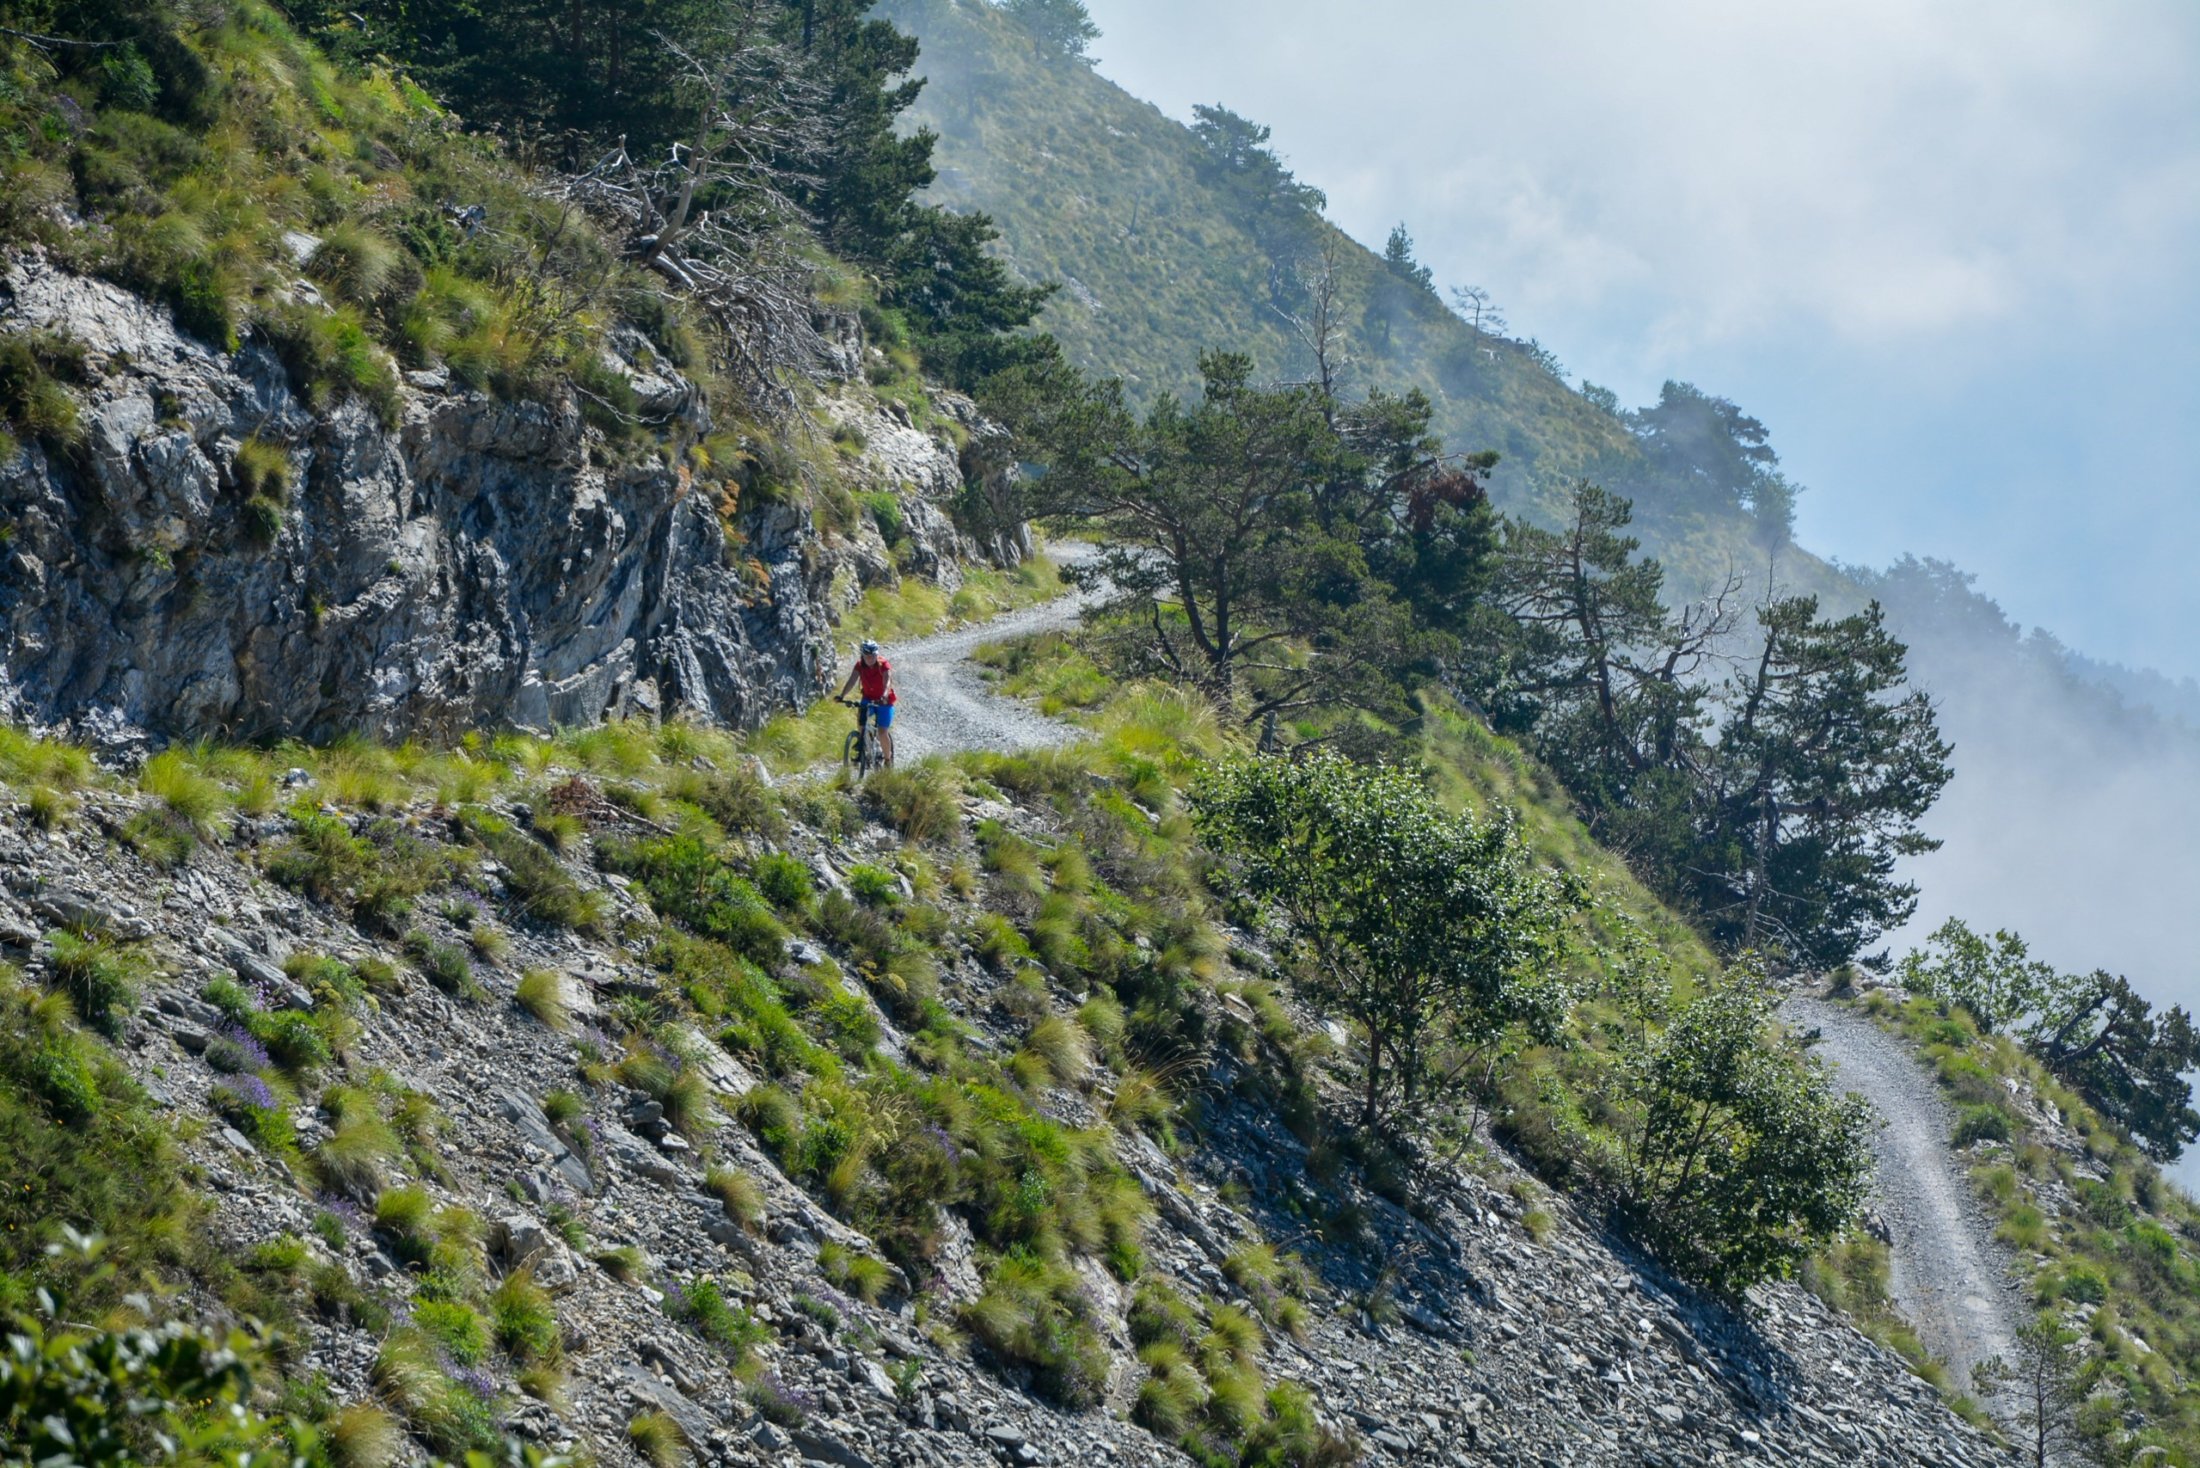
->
<box><xmin>844</xmin><ymin>698</ymin><xmax>884</xmax><ymax>773</ymax></box>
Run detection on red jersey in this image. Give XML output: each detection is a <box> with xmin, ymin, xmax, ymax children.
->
<box><xmin>856</xmin><ymin>658</ymin><xmax>895</xmax><ymax>703</ymax></box>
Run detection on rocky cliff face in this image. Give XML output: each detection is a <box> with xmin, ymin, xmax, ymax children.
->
<box><xmin>0</xmin><ymin>257</ymin><xmax>1011</xmax><ymax>748</ymax></box>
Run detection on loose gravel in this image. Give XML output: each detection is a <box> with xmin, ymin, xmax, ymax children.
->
<box><xmin>862</xmin><ymin>546</ymin><xmax>1103</xmax><ymax>764</ymax></box>
<box><xmin>1787</xmin><ymin>991</ymin><xmax>2023</xmax><ymax>1398</ymax></box>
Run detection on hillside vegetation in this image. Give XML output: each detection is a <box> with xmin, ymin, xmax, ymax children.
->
<box><xmin>1834</xmin><ymin>952</ymin><xmax>2200</xmax><ymax>1465</ymax></box>
<box><xmin>880</xmin><ymin>0</ymin><xmax>1846</xmax><ymax>609</ymax></box>
<box><xmin>0</xmin><ymin>1</ymin><xmax>2168</xmax><ymax>1465</ymax></box>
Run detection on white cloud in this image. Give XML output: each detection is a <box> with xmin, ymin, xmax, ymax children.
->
<box><xmin>1084</xmin><ymin>0</ymin><xmax>2200</xmax><ymax>357</ymax></box>
<box><xmin>1072</xmin><ymin>0</ymin><xmax>2200</xmax><ymax>682</ymax></box>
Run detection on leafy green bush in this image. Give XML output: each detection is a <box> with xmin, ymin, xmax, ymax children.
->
<box><xmin>752</xmin><ymin>850</ymin><xmax>815</xmax><ymax>911</ymax></box>
<box><xmin>0</xmin><ymin>1310</ymin><xmax>279</xmax><ymax>1465</ymax></box>
<box><xmin>1595</xmin><ymin>962</ymin><xmax>1873</xmax><ymax>1296</ymax></box>
<box><xmin>251</xmin><ymin>1008</ymin><xmax>333</xmax><ymax>1073</ymax></box>
<box><xmin>673</xmin><ymin>1278</ymin><xmax>765</xmax><ymax>1360</ymax></box>
<box><xmin>412</xmin><ymin>1298</ymin><xmax>488</xmax><ymax>1366</ymax></box>
<box><xmin>1193</xmin><ymin>750</ymin><xmax>1577</xmax><ymax>1133</ymax></box>
<box><xmin>610</xmin><ymin>835</ymin><xmax>786</xmax><ymax>966</ymax></box>
<box><xmin>285</xmin><ymin>952</ymin><xmax>368</xmax><ymax>1010</ymax></box>
<box><xmin>846</xmin><ymin>863</ymin><xmax>901</xmax><ymax>908</ymax></box>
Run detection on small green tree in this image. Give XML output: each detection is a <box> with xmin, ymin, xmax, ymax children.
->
<box><xmin>1901</xmin><ymin>918</ymin><xmax>2200</xmax><ymax>1160</ymax></box>
<box><xmin>1601</xmin><ymin>956</ymin><xmax>1871</xmax><ymax>1295</ymax></box>
<box><xmin>1190</xmin><ymin>751</ymin><xmax>1577</xmax><ymax>1133</ymax></box>
<box><xmin>1972</xmin><ymin>1315</ymin><xmax>2095</xmax><ymax>1468</ymax></box>
<box><xmin>1380</xmin><ymin>223</ymin><xmax>1435</xmax><ymax>294</ymax></box>
<box><xmin>1000</xmin><ymin>0</ymin><xmax>1099</xmax><ymax>64</ymax></box>
<box><xmin>1898</xmin><ymin>917</ymin><xmax>2066</xmax><ymax>1034</ymax></box>
<box><xmin>2032</xmin><ymin>972</ymin><xmax>2200</xmax><ymax>1162</ymax></box>
<box><xmin>1698</xmin><ymin>594</ymin><xmax>1951</xmax><ymax>965</ymax></box>
<box><xmin>990</xmin><ymin>351</ymin><xmax>1434</xmax><ymax>722</ymax></box>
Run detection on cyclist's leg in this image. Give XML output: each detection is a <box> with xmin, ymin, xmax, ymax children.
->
<box><xmin>874</xmin><ymin>701</ymin><xmax>894</xmax><ymax>766</ymax></box>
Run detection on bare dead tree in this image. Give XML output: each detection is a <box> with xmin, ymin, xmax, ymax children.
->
<box><xmin>1273</xmin><ymin>237</ymin><xmax>1350</xmax><ymax>410</ymax></box>
<box><xmin>1450</xmin><ymin>284</ymin><xmax>1506</xmax><ymax>340</ymax></box>
<box><xmin>549</xmin><ymin>4</ymin><xmax>831</xmax><ymax>410</ymax></box>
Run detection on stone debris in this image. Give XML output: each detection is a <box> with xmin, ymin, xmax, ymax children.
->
<box><xmin>0</xmin><ymin>256</ymin><xmax>1029</xmax><ymax>745</ymax></box>
<box><xmin>0</xmin><ymin>702</ymin><xmax>2015</xmax><ymax>1468</ymax></box>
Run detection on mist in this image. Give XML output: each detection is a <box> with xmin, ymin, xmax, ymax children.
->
<box><xmin>1861</xmin><ymin>561</ymin><xmax>2200</xmax><ymax>1185</ymax></box>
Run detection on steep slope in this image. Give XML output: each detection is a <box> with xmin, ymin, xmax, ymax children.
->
<box><xmin>883</xmin><ymin>0</ymin><xmax>2200</xmax><ymax>1081</ymax></box>
<box><xmin>1809</xmin><ymin>970</ymin><xmax>2200</xmax><ymax>1462</ymax></box>
<box><xmin>0</xmin><ymin>686</ymin><xmax>2013</xmax><ymax>1467</ymax></box>
<box><xmin>879</xmin><ymin>0</ymin><xmax>1847</xmax><ymax>609</ymax></box>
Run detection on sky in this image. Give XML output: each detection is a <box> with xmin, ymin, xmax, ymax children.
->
<box><xmin>1076</xmin><ymin>0</ymin><xmax>2200</xmax><ymax>681</ymax></box>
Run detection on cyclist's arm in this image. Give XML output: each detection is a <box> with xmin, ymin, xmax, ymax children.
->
<box><xmin>837</xmin><ymin>667</ymin><xmax>859</xmax><ymax>698</ymax></box>
<box><xmin>883</xmin><ymin>670</ymin><xmax>897</xmax><ymax>703</ymax></box>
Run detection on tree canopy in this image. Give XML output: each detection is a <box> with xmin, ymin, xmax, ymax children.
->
<box><xmin>1191</xmin><ymin>751</ymin><xmax>1576</xmax><ymax>1132</ymax></box>
<box><xmin>1903</xmin><ymin>919</ymin><xmax>2200</xmax><ymax>1160</ymax></box>
<box><xmin>999</xmin><ymin>0</ymin><xmax>1100</xmax><ymax>64</ymax></box>
<box><xmin>1473</xmin><ymin>480</ymin><xmax>1948</xmax><ymax>967</ymax></box>
<box><xmin>1599</xmin><ymin>959</ymin><xmax>1872</xmax><ymax>1296</ymax></box>
<box><xmin>988</xmin><ymin>351</ymin><xmax>1499</xmax><ymax>723</ymax></box>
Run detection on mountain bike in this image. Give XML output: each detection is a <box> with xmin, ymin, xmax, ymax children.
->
<box><xmin>838</xmin><ymin>697</ymin><xmax>883</xmax><ymax>776</ymax></box>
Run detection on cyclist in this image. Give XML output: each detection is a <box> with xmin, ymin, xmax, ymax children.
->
<box><xmin>837</xmin><ymin>639</ymin><xmax>896</xmax><ymax>767</ymax></box>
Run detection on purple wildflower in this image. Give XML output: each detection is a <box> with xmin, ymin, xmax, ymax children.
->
<box><xmin>663</xmin><ymin>1279</ymin><xmax>690</xmax><ymax>1317</ymax></box>
<box><xmin>210</xmin><ymin>1023</ymin><xmax>272</xmax><ymax>1074</ymax></box>
<box><xmin>453</xmin><ymin>1364</ymin><xmax>498</xmax><ymax>1400</ymax></box>
<box><xmin>744</xmin><ymin>1370</ymin><xmax>813</xmax><ymax>1427</ymax></box>
<box><xmin>317</xmin><ymin>1195</ymin><xmax>365</xmax><ymax>1233</ymax></box>
<box><xmin>215</xmin><ymin>1073</ymin><xmax>276</xmax><ymax>1111</ymax></box>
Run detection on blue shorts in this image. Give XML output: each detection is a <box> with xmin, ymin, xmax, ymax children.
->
<box><xmin>863</xmin><ymin>700</ymin><xmax>894</xmax><ymax>729</ymax></box>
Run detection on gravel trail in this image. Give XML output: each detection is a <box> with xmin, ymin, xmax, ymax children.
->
<box><xmin>1786</xmin><ymin>992</ymin><xmax>2021</xmax><ymax>1395</ymax></box>
<box><xmin>858</xmin><ymin>556</ymin><xmax>2030</xmax><ymax>1429</ymax></box>
<box><xmin>858</xmin><ymin>546</ymin><xmax>1103</xmax><ymax>764</ymax></box>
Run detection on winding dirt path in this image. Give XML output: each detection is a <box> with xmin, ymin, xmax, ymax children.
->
<box><xmin>861</xmin><ymin>545</ymin><xmax>1101</xmax><ymax>764</ymax></box>
<box><xmin>1786</xmin><ymin>992</ymin><xmax>2022</xmax><ymax>1397</ymax></box>
<box><xmin>849</xmin><ymin>561</ymin><xmax>2028</xmax><ymax>1421</ymax></box>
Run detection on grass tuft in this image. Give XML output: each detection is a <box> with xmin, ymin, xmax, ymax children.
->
<box><xmin>514</xmin><ymin>968</ymin><xmax>569</xmax><ymax>1030</ymax></box>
